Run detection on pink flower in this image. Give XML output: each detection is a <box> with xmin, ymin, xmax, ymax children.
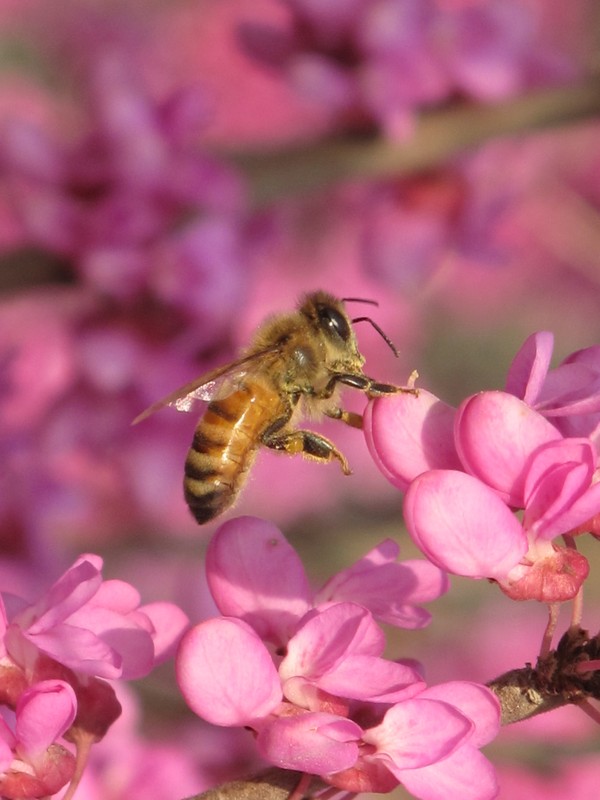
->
<box><xmin>204</xmin><ymin>516</ymin><xmax>447</xmax><ymax>645</ymax></box>
<box><xmin>177</xmin><ymin>516</ymin><xmax>498</xmax><ymax>795</ymax></box>
<box><xmin>0</xmin><ymin>679</ymin><xmax>76</xmax><ymax>799</ymax></box>
<box><xmin>506</xmin><ymin>331</ymin><xmax>600</xmax><ymax>444</ymax></box>
<box><xmin>178</xmin><ymin>609</ymin><xmax>499</xmax><ymax>796</ymax></box>
<box><xmin>4</xmin><ymin>554</ymin><xmax>189</xmax><ymax>680</ymax></box>
<box><xmin>366</xmin><ymin>382</ymin><xmax>598</xmax><ymax>600</ymax></box>
<box><xmin>239</xmin><ymin>0</ymin><xmax>572</xmax><ymax>138</ymax></box>
<box><xmin>362</xmin><ymin>682</ymin><xmax>500</xmax><ymax>800</ymax></box>
<box><xmin>0</xmin><ymin>293</ymin><xmax>77</xmax><ymax>434</ymax></box>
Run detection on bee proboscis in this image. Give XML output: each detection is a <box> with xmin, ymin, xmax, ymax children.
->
<box><xmin>134</xmin><ymin>290</ymin><xmax>415</xmax><ymax>524</ymax></box>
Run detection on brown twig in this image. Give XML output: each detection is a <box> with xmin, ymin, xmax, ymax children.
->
<box><xmin>2</xmin><ymin>76</ymin><xmax>600</xmax><ymax>294</ymax></box>
<box><xmin>182</xmin><ymin>769</ymin><xmax>321</xmax><ymax>800</ymax></box>
<box><xmin>230</xmin><ymin>75</ymin><xmax>600</xmax><ymax>208</ymax></box>
<box><xmin>488</xmin><ymin>626</ymin><xmax>600</xmax><ymax>726</ymax></box>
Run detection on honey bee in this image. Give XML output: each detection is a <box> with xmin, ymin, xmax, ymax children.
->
<box><xmin>134</xmin><ymin>291</ymin><xmax>415</xmax><ymax>524</ymax></box>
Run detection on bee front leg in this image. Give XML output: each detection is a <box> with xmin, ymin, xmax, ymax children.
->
<box><xmin>323</xmin><ymin>373</ymin><xmax>418</xmax><ymax>399</ymax></box>
<box><xmin>262</xmin><ymin>428</ymin><xmax>352</xmax><ymax>475</ymax></box>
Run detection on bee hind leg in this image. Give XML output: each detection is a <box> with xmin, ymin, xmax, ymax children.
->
<box><xmin>262</xmin><ymin>429</ymin><xmax>352</xmax><ymax>475</ymax></box>
<box><xmin>324</xmin><ymin>407</ymin><xmax>363</xmax><ymax>429</ymax></box>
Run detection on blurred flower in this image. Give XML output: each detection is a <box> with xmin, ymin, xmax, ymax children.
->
<box><xmin>0</xmin><ymin>292</ymin><xmax>79</xmax><ymax>435</ymax></box>
<box><xmin>360</xmin><ymin>156</ymin><xmax>522</xmax><ymax>292</ymax></box>
<box><xmin>497</xmin><ymin>754</ymin><xmax>600</xmax><ymax>800</ymax></box>
<box><xmin>0</xmin><ymin>8</ymin><xmax>263</xmax><ymax>548</ymax></box>
<box><xmin>73</xmin><ymin>684</ymin><xmax>229</xmax><ymax>800</ymax></box>
<box><xmin>239</xmin><ymin>0</ymin><xmax>575</xmax><ymax>138</ymax></box>
<box><xmin>0</xmin><ymin>552</ymin><xmax>190</xmax><ymax>797</ymax></box>
<box><xmin>3</xmin><ymin>552</ymin><xmax>189</xmax><ymax>681</ymax></box>
<box><xmin>1</xmin><ymin>53</ymin><xmax>248</xmax><ymax>335</ymax></box>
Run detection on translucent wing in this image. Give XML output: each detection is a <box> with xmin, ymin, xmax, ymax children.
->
<box><xmin>132</xmin><ymin>345</ymin><xmax>281</xmax><ymax>425</ymax></box>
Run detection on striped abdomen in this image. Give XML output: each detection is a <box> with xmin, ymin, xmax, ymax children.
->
<box><xmin>184</xmin><ymin>381</ymin><xmax>284</xmax><ymax>524</ymax></box>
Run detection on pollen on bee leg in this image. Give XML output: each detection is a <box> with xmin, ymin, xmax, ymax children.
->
<box><xmin>325</xmin><ymin>407</ymin><xmax>363</xmax><ymax>429</ymax></box>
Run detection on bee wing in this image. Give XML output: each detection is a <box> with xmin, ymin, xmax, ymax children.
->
<box><xmin>132</xmin><ymin>345</ymin><xmax>281</xmax><ymax>425</ymax></box>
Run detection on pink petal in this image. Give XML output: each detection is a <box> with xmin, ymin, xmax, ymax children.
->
<box><xmin>364</xmin><ymin>391</ymin><xmax>460</xmax><ymax>491</ymax></box>
<box><xmin>391</xmin><ymin>559</ymin><xmax>449</xmax><ymax>606</ymax></box>
<box><xmin>526</xmin><ymin>463</ymin><xmax>590</xmax><ymax>540</ymax></box>
<box><xmin>21</xmin><ymin>623</ymin><xmax>123</xmax><ymax>679</ymax></box>
<box><xmin>524</xmin><ymin>439</ymin><xmax>600</xmax><ymax>540</ymax></box>
<box><xmin>0</xmin><ymin>735</ymin><xmax>12</xmax><ymax>773</ymax></box>
<box><xmin>364</xmin><ymin>698</ymin><xmax>472</xmax><ymax>770</ymax></box>
<box><xmin>256</xmin><ymin>712</ymin><xmax>361</xmax><ymax>775</ymax></box>
<box><xmin>63</xmin><ymin>605</ymin><xmax>155</xmax><ymax>679</ymax></box>
<box><xmin>23</xmin><ymin>557</ymin><xmax>103</xmax><ymax>631</ymax></box>
<box><xmin>0</xmin><ymin>717</ymin><xmax>16</xmax><ymax>749</ymax></box>
<box><xmin>505</xmin><ymin>331</ymin><xmax>554</xmax><ymax>406</ymax></box>
<box><xmin>455</xmin><ymin>392</ymin><xmax>562</xmax><ymax>505</ymax></box>
<box><xmin>137</xmin><ymin>601</ymin><xmax>189</xmax><ymax>662</ymax></box>
<box><xmin>1</xmin><ymin>119</ymin><xmax>66</xmax><ymax>183</ymax></box>
<box><xmin>404</xmin><ymin>470</ymin><xmax>527</xmax><ymax>579</ymax></box>
<box><xmin>399</xmin><ymin>746</ymin><xmax>498</xmax><ymax>800</ymax></box>
<box><xmin>289</xmin><ymin>54</ymin><xmax>357</xmax><ymax>110</ymax></box>
<box><xmin>313</xmin><ymin>655</ymin><xmax>425</xmax><ymax>703</ymax></box>
<box><xmin>69</xmin><ymin>602</ymin><xmax>151</xmax><ymax>635</ymax></box>
<box><xmin>206</xmin><ymin>517</ymin><xmax>311</xmax><ymax>646</ymax></box>
<box><xmin>524</xmin><ymin>438</ymin><xmax>595</xmax><ymax>501</ymax></box>
<box><xmin>417</xmin><ymin>682</ymin><xmax>500</xmax><ymax>748</ymax></box>
<box><xmin>316</xmin><ymin>538</ymin><xmax>399</xmax><ymax>602</ymax></box>
<box><xmin>561</xmin><ymin>480</ymin><xmax>600</xmax><ymax>536</ymax></box>
<box><xmin>563</xmin><ymin>345</ymin><xmax>600</xmax><ymax>369</ymax></box>
<box><xmin>176</xmin><ymin>618</ymin><xmax>282</xmax><ymax>726</ymax></box>
<box><xmin>535</xmin><ymin>363</ymin><xmax>600</xmax><ymax>416</ymax></box>
<box><xmin>316</xmin><ymin>540</ymin><xmax>448</xmax><ymax>629</ymax></box>
<box><xmin>91</xmin><ymin>579</ymin><xmax>141</xmax><ymax>613</ymax></box>
<box><xmin>0</xmin><ymin>596</ymin><xmax>7</xmax><ymax>656</ymax></box>
<box><xmin>280</xmin><ymin>603</ymin><xmax>384</xmax><ymax>684</ymax></box>
<box><xmin>15</xmin><ymin>680</ymin><xmax>77</xmax><ymax>762</ymax></box>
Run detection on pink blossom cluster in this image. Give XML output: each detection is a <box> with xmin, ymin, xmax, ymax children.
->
<box><xmin>0</xmin><ymin>553</ymin><xmax>188</xmax><ymax>799</ymax></box>
<box><xmin>176</xmin><ymin>517</ymin><xmax>500</xmax><ymax>800</ymax></box>
<box><xmin>239</xmin><ymin>0</ymin><xmax>574</xmax><ymax>138</ymax></box>
<box><xmin>358</xmin><ymin>156</ymin><xmax>516</xmax><ymax>292</ymax></box>
<box><xmin>365</xmin><ymin>331</ymin><xmax>600</xmax><ymax>603</ymax></box>
<box><xmin>1</xmin><ymin>54</ymin><xmax>248</xmax><ymax>324</ymax></box>
<box><xmin>0</xmin><ymin>33</ymin><xmax>255</xmax><ymax>544</ymax></box>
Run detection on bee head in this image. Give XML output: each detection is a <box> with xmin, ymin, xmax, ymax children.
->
<box><xmin>300</xmin><ymin>290</ymin><xmax>399</xmax><ymax>362</ymax></box>
<box><xmin>300</xmin><ymin>291</ymin><xmax>363</xmax><ymax>366</ymax></box>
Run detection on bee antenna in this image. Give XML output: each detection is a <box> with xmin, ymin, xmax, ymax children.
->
<box><xmin>352</xmin><ymin>316</ymin><xmax>400</xmax><ymax>358</ymax></box>
<box><xmin>342</xmin><ymin>296</ymin><xmax>379</xmax><ymax>307</ymax></box>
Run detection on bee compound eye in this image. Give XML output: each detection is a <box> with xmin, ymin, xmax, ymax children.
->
<box><xmin>318</xmin><ymin>305</ymin><xmax>351</xmax><ymax>342</ymax></box>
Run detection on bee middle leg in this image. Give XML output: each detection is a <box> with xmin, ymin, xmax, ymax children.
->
<box><xmin>262</xmin><ymin>428</ymin><xmax>352</xmax><ymax>475</ymax></box>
